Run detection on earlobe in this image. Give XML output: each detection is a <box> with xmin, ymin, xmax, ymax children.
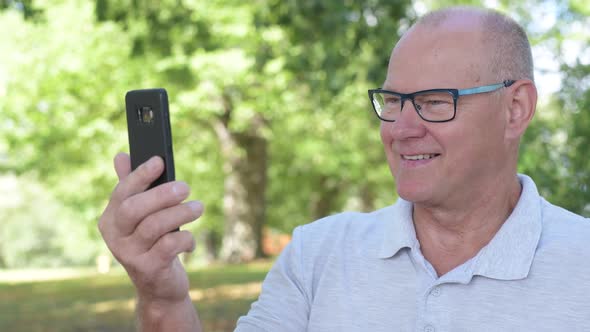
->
<box><xmin>505</xmin><ymin>79</ymin><xmax>537</xmax><ymax>140</ymax></box>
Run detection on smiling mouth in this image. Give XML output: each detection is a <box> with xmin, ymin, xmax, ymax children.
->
<box><xmin>401</xmin><ymin>154</ymin><xmax>440</xmax><ymax>160</ymax></box>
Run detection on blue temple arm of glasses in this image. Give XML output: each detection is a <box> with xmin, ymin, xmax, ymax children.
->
<box><xmin>458</xmin><ymin>80</ymin><xmax>515</xmax><ymax>96</ymax></box>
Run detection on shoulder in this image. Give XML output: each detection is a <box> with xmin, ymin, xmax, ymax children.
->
<box><xmin>518</xmin><ymin>174</ymin><xmax>590</xmax><ymax>251</ymax></box>
<box><xmin>297</xmin><ymin>204</ymin><xmax>396</xmax><ymax>240</ymax></box>
<box><xmin>540</xmin><ymin>198</ymin><xmax>590</xmax><ymax>237</ymax></box>
<box><xmin>536</xmin><ymin>198</ymin><xmax>590</xmax><ymax>262</ymax></box>
<box><xmin>299</xmin><ymin>205</ymin><xmax>394</xmax><ymax>237</ymax></box>
<box><xmin>290</xmin><ymin>203</ymin><xmax>399</xmax><ymax>262</ymax></box>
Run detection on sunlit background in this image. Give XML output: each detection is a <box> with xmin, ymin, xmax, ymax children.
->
<box><xmin>0</xmin><ymin>0</ymin><xmax>588</xmax><ymax>331</ymax></box>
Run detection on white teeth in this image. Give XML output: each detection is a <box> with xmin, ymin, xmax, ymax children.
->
<box><xmin>402</xmin><ymin>154</ymin><xmax>437</xmax><ymax>160</ymax></box>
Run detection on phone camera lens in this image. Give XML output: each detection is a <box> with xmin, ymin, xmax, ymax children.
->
<box><xmin>137</xmin><ymin>106</ymin><xmax>154</xmax><ymax>124</ymax></box>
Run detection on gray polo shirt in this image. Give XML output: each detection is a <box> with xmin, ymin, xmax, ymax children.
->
<box><xmin>236</xmin><ymin>174</ymin><xmax>590</xmax><ymax>331</ymax></box>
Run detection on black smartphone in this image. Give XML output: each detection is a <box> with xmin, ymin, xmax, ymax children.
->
<box><xmin>125</xmin><ymin>88</ymin><xmax>175</xmax><ymax>189</ymax></box>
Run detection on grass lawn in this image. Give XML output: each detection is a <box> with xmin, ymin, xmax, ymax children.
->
<box><xmin>0</xmin><ymin>261</ymin><xmax>273</xmax><ymax>332</ymax></box>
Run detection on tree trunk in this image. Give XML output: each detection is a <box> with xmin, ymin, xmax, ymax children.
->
<box><xmin>309</xmin><ymin>175</ymin><xmax>340</xmax><ymax>221</ymax></box>
<box><xmin>203</xmin><ymin>230</ymin><xmax>221</xmax><ymax>262</ymax></box>
<box><xmin>359</xmin><ymin>183</ymin><xmax>375</xmax><ymax>212</ymax></box>
<box><xmin>213</xmin><ymin>111</ymin><xmax>267</xmax><ymax>263</ymax></box>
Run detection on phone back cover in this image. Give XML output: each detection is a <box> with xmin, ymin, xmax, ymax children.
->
<box><xmin>125</xmin><ymin>88</ymin><xmax>175</xmax><ymax>188</ymax></box>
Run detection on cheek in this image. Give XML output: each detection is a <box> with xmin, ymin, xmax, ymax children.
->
<box><xmin>380</xmin><ymin>122</ymin><xmax>395</xmax><ymax>154</ymax></box>
<box><xmin>455</xmin><ymin>100</ymin><xmax>506</xmax><ymax>146</ymax></box>
<box><xmin>448</xmin><ymin>118</ymin><xmax>506</xmax><ymax>169</ymax></box>
<box><xmin>379</xmin><ymin>122</ymin><xmax>389</xmax><ymax>143</ymax></box>
<box><xmin>476</xmin><ymin>106</ymin><xmax>507</xmax><ymax>148</ymax></box>
<box><xmin>379</xmin><ymin>123</ymin><xmax>398</xmax><ymax>168</ymax></box>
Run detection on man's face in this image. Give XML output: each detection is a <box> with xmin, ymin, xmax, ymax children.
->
<box><xmin>381</xmin><ymin>22</ymin><xmax>511</xmax><ymax>208</ymax></box>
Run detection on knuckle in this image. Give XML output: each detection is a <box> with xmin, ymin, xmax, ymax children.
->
<box><xmin>98</xmin><ymin>205</ymin><xmax>114</xmax><ymax>233</ymax></box>
<box><xmin>157</xmin><ymin>235</ymin><xmax>178</xmax><ymax>261</ymax></box>
<box><xmin>178</xmin><ymin>231</ymin><xmax>195</xmax><ymax>251</ymax></box>
<box><xmin>110</xmin><ymin>178</ymin><xmax>133</xmax><ymax>205</ymax></box>
<box><xmin>187</xmin><ymin>234</ymin><xmax>196</xmax><ymax>252</ymax></box>
<box><xmin>155</xmin><ymin>182</ymin><xmax>173</xmax><ymax>200</ymax></box>
<box><xmin>97</xmin><ymin>217</ymin><xmax>106</xmax><ymax>235</ymax></box>
<box><xmin>111</xmin><ymin>246</ymin><xmax>132</xmax><ymax>267</ymax></box>
<box><xmin>118</xmin><ymin>198</ymin><xmax>137</xmax><ymax>222</ymax></box>
<box><xmin>160</xmin><ymin>234</ymin><xmax>177</xmax><ymax>252</ymax></box>
<box><xmin>110</xmin><ymin>182</ymin><xmax>124</xmax><ymax>202</ymax></box>
<box><xmin>121</xmin><ymin>256</ymin><xmax>141</xmax><ymax>274</ymax></box>
<box><xmin>136</xmin><ymin>218</ymin><xmax>159</xmax><ymax>244</ymax></box>
<box><xmin>98</xmin><ymin>216</ymin><xmax>116</xmax><ymax>240</ymax></box>
<box><xmin>115</xmin><ymin>253</ymin><xmax>130</xmax><ymax>266</ymax></box>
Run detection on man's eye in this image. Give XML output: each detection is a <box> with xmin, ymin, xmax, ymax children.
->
<box><xmin>427</xmin><ymin>99</ymin><xmax>449</xmax><ymax>105</ymax></box>
<box><xmin>384</xmin><ymin>96</ymin><xmax>401</xmax><ymax>105</ymax></box>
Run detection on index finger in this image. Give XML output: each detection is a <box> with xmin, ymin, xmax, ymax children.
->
<box><xmin>111</xmin><ymin>155</ymin><xmax>165</xmax><ymax>204</ymax></box>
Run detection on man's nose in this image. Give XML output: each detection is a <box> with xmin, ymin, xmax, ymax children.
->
<box><xmin>384</xmin><ymin>99</ymin><xmax>426</xmax><ymax>140</ymax></box>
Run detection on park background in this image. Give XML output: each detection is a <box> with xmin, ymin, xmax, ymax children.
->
<box><xmin>0</xmin><ymin>0</ymin><xmax>588</xmax><ymax>331</ymax></box>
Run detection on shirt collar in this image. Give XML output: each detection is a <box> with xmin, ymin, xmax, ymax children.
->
<box><xmin>377</xmin><ymin>199</ymin><xmax>417</xmax><ymax>259</ymax></box>
<box><xmin>470</xmin><ymin>174</ymin><xmax>542</xmax><ymax>280</ymax></box>
<box><xmin>377</xmin><ymin>174</ymin><xmax>543</xmax><ymax>281</ymax></box>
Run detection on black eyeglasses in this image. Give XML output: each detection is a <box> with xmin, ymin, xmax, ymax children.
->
<box><xmin>368</xmin><ymin>80</ymin><xmax>516</xmax><ymax>123</ymax></box>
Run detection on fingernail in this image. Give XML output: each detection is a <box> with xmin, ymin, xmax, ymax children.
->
<box><xmin>172</xmin><ymin>182</ymin><xmax>189</xmax><ymax>196</ymax></box>
<box><xmin>188</xmin><ymin>201</ymin><xmax>203</xmax><ymax>213</ymax></box>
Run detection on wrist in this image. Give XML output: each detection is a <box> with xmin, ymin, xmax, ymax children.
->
<box><xmin>136</xmin><ymin>294</ymin><xmax>201</xmax><ymax>332</ymax></box>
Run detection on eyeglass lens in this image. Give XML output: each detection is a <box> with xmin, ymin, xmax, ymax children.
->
<box><xmin>372</xmin><ymin>91</ymin><xmax>455</xmax><ymax>122</ymax></box>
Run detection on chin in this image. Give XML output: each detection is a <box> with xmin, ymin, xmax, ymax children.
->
<box><xmin>397</xmin><ymin>184</ymin><xmax>425</xmax><ymax>203</ymax></box>
<box><xmin>395</xmin><ymin>179</ymin><xmax>433</xmax><ymax>204</ymax></box>
<box><xmin>397</xmin><ymin>189</ymin><xmax>429</xmax><ymax>204</ymax></box>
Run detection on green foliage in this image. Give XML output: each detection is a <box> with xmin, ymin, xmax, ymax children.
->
<box><xmin>555</xmin><ymin>61</ymin><xmax>590</xmax><ymax>215</ymax></box>
<box><xmin>0</xmin><ymin>2</ymin><xmax>138</xmax><ymax>267</ymax></box>
<box><xmin>0</xmin><ymin>0</ymin><xmax>42</xmax><ymax>20</ymax></box>
<box><xmin>0</xmin><ymin>0</ymin><xmax>588</xmax><ymax>268</ymax></box>
<box><xmin>259</xmin><ymin>0</ymin><xmax>411</xmax><ymax>228</ymax></box>
<box><xmin>517</xmin><ymin>0</ymin><xmax>590</xmax><ymax>216</ymax></box>
<box><xmin>0</xmin><ymin>176</ymin><xmax>99</xmax><ymax>267</ymax></box>
<box><xmin>569</xmin><ymin>0</ymin><xmax>590</xmax><ymax>16</ymax></box>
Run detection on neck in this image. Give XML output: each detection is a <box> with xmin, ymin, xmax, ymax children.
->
<box><xmin>413</xmin><ymin>174</ymin><xmax>522</xmax><ymax>277</ymax></box>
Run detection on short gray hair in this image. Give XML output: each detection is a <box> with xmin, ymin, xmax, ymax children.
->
<box><xmin>417</xmin><ymin>6</ymin><xmax>534</xmax><ymax>82</ymax></box>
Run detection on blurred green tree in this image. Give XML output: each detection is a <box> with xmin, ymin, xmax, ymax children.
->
<box><xmin>517</xmin><ymin>0</ymin><xmax>590</xmax><ymax>216</ymax></box>
<box><xmin>93</xmin><ymin>0</ymin><xmax>282</xmax><ymax>262</ymax></box>
<box><xmin>0</xmin><ymin>1</ymin><xmax>137</xmax><ymax>267</ymax></box>
<box><xmin>552</xmin><ymin>0</ymin><xmax>590</xmax><ymax>215</ymax></box>
<box><xmin>1</xmin><ymin>0</ymin><xmax>587</xmax><ymax>269</ymax></box>
<box><xmin>91</xmin><ymin>0</ymin><xmax>413</xmax><ymax>262</ymax></box>
<box><xmin>0</xmin><ymin>176</ymin><xmax>98</xmax><ymax>267</ymax></box>
<box><xmin>255</xmin><ymin>0</ymin><xmax>412</xmax><ymax>232</ymax></box>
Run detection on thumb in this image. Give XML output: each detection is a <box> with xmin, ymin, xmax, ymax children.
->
<box><xmin>114</xmin><ymin>152</ymin><xmax>132</xmax><ymax>181</ymax></box>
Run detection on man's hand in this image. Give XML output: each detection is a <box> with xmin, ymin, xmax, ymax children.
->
<box><xmin>98</xmin><ymin>153</ymin><xmax>203</xmax><ymax>331</ymax></box>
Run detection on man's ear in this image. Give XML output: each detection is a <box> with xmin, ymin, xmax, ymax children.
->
<box><xmin>504</xmin><ymin>79</ymin><xmax>537</xmax><ymax>140</ymax></box>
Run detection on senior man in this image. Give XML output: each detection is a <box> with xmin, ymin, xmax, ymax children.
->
<box><xmin>99</xmin><ymin>6</ymin><xmax>590</xmax><ymax>331</ymax></box>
